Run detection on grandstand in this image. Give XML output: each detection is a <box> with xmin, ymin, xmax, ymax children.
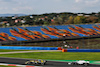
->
<box><xmin>0</xmin><ymin>24</ymin><xmax>100</xmax><ymax>49</ymax></box>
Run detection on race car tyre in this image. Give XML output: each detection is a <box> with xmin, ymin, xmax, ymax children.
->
<box><xmin>84</xmin><ymin>63</ymin><xmax>88</xmax><ymax>66</ymax></box>
<box><xmin>71</xmin><ymin>63</ymin><xmax>75</xmax><ymax>65</ymax></box>
<box><xmin>41</xmin><ymin>63</ymin><xmax>45</xmax><ymax>65</ymax></box>
<box><xmin>72</xmin><ymin>63</ymin><xmax>78</xmax><ymax>65</ymax></box>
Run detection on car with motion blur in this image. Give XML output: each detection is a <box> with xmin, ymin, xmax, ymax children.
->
<box><xmin>25</xmin><ymin>59</ymin><xmax>47</xmax><ymax>65</ymax></box>
<box><xmin>68</xmin><ymin>60</ymin><xmax>90</xmax><ymax>66</ymax></box>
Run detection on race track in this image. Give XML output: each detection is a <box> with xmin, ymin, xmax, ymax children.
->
<box><xmin>0</xmin><ymin>57</ymin><xmax>99</xmax><ymax>67</ymax></box>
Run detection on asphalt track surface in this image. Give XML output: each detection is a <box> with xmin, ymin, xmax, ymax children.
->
<box><xmin>0</xmin><ymin>57</ymin><xmax>100</xmax><ymax>67</ymax></box>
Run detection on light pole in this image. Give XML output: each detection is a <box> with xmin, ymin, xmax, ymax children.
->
<box><xmin>63</xmin><ymin>34</ymin><xmax>70</xmax><ymax>49</ymax></box>
<box><xmin>62</xmin><ymin>34</ymin><xmax>66</xmax><ymax>48</ymax></box>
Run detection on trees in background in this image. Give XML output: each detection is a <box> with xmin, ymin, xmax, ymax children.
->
<box><xmin>86</xmin><ymin>16</ymin><xmax>98</xmax><ymax>23</ymax></box>
<box><xmin>64</xmin><ymin>16</ymin><xmax>74</xmax><ymax>24</ymax></box>
<box><xmin>0</xmin><ymin>12</ymin><xmax>100</xmax><ymax>27</ymax></box>
<box><xmin>74</xmin><ymin>16</ymin><xmax>86</xmax><ymax>24</ymax></box>
<box><xmin>97</xmin><ymin>12</ymin><xmax>100</xmax><ymax>23</ymax></box>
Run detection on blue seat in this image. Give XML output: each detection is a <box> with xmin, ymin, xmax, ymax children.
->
<box><xmin>0</xmin><ymin>24</ymin><xmax>100</xmax><ymax>41</ymax></box>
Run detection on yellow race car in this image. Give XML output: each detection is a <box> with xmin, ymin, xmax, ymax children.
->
<box><xmin>25</xmin><ymin>59</ymin><xmax>47</xmax><ymax>65</ymax></box>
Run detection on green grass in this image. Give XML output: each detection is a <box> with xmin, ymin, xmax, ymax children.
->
<box><xmin>0</xmin><ymin>52</ymin><xmax>100</xmax><ymax>60</ymax></box>
<box><xmin>0</xmin><ymin>49</ymin><xmax>31</xmax><ymax>52</ymax></box>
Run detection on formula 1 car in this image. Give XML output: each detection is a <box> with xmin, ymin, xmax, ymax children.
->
<box><xmin>68</xmin><ymin>60</ymin><xmax>90</xmax><ymax>66</ymax></box>
<box><xmin>25</xmin><ymin>59</ymin><xmax>47</xmax><ymax>65</ymax></box>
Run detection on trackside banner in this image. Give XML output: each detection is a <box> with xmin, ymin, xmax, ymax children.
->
<box><xmin>0</xmin><ymin>46</ymin><xmax>58</xmax><ymax>50</ymax></box>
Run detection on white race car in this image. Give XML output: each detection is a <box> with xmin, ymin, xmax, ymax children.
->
<box><xmin>68</xmin><ymin>60</ymin><xmax>90</xmax><ymax>66</ymax></box>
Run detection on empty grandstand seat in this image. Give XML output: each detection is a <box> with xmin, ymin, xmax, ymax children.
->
<box><xmin>0</xmin><ymin>24</ymin><xmax>100</xmax><ymax>41</ymax></box>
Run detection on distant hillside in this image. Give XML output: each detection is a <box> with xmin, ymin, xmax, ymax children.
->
<box><xmin>0</xmin><ymin>14</ymin><xmax>26</xmax><ymax>17</ymax></box>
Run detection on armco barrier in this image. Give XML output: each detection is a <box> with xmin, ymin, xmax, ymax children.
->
<box><xmin>0</xmin><ymin>46</ymin><xmax>58</xmax><ymax>50</ymax></box>
<box><xmin>67</xmin><ymin>49</ymin><xmax>100</xmax><ymax>52</ymax></box>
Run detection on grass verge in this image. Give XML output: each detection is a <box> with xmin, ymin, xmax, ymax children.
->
<box><xmin>0</xmin><ymin>52</ymin><xmax>100</xmax><ymax>60</ymax></box>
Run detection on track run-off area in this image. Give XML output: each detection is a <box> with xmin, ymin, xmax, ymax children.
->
<box><xmin>0</xmin><ymin>50</ymin><xmax>61</xmax><ymax>54</ymax></box>
<box><xmin>0</xmin><ymin>50</ymin><xmax>100</xmax><ymax>67</ymax></box>
<box><xmin>0</xmin><ymin>57</ymin><xmax>100</xmax><ymax>67</ymax></box>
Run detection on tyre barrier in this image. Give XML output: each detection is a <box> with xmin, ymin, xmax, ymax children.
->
<box><xmin>67</xmin><ymin>49</ymin><xmax>100</xmax><ymax>52</ymax></box>
<box><xmin>0</xmin><ymin>46</ymin><xmax>58</xmax><ymax>50</ymax></box>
